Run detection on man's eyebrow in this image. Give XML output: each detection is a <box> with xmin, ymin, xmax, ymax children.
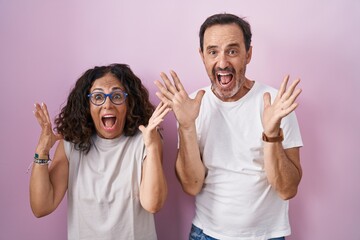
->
<box><xmin>227</xmin><ymin>43</ymin><xmax>241</xmax><ymax>48</ymax></box>
<box><xmin>206</xmin><ymin>43</ymin><xmax>241</xmax><ymax>51</ymax></box>
<box><xmin>206</xmin><ymin>45</ymin><xmax>218</xmax><ymax>51</ymax></box>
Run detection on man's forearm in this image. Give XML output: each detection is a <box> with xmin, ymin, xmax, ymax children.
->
<box><xmin>176</xmin><ymin>124</ymin><xmax>206</xmax><ymax>196</ymax></box>
<box><xmin>264</xmin><ymin>144</ymin><xmax>302</xmax><ymax>200</ymax></box>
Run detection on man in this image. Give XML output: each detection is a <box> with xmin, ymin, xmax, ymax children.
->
<box><xmin>155</xmin><ymin>13</ymin><xmax>303</xmax><ymax>240</ymax></box>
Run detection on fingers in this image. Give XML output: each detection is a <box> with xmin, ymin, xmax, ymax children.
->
<box><xmin>33</xmin><ymin>104</ymin><xmax>43</xmax><ymax>126</ymax></box>
<box><xmin>33</xmin><ymin>102</ymin><xmax>61</xmax><ymax>153</ymax></box>
<box><xmin>277</xmin><ymin>75</ymin><xmax>290</xmax><ymax>99</ymax></box>
<box><xmin>282</xmin><ymin>88</ymin><xmax>302</xmax><ymax>110</ymax></box>
<box><xmin>275</xmin><ymin>75</ymin><xmax>301</xmax><ymax>105</ymax></box>
<box><xmin>279</xmin><ymin>78</ymin><xmax>301</xmax><ymax>111</ymax></box>
<box><xmin>154</xmin><ymin>80</ymin><xmax>174</xmax><ymax>103</ymax></box>
<box><xmin>288</xmin><ymin>78</ymin><xmax>301</xmax><ymax>93</ymax></box>
<box><xmin>156</xmin><ymin>101</ymin><xmax>170</xmax><ymax>114</ymax></box>
<box><xmin>278</xmin><ymin>75</ymin><xmax>301</xmax><ymax>97</ymax></box>
<box><xmin>284</xmin><ymin>102</ymin><xmax>299</xmax><ymax>115</ymax></box>
<box><xmin>194</xmin><ymin>90</ymin><xmax>206</xmax><ymax>104</ymax></box>
<box><xmin>263</xmin><ymin>92</ymin><xmax>271</xmax><ymax>108</ymax></box>
<box><xmin>156</xmin><ymin>107</ymin><xmax>171</xmax><ymax>121</ymax></box>
<box><xmin>141</xmin><ymin>102</ymin><xmax>171</xmax><ymax>134</ymax></box>
<box><xmin>263</xmin><ymin>76</ymin><xmax>302</xmax><ymax>128</ymax></box>
<box><xmin>280</xmin><ymin>77</ymin><xmax>301</xmax><ymax>100</ymax></box>
<box><xmin>41</xmin><ymin>102</ymin><xmax>51</xmax><ymax>124</ymax></box>
<box><xmin>155</xmin><ymin>71</ymin><xmax>188</xmax><ymax>104</ymax></box>
<box><xmin>151</xmin><ymin>102</ymin><xmax>168</xmax><ymax>118</ymax></box>
<box><xmin>170</xmin><ymin>70</ymin><xmax>186</xmax><ymax>93</ymax></box>
<box><xmin>160</xmin><ymin>72</ymin><xmax>178</xmax><ymax>95</ymax></box>
<box><xmin>152</xmin><ymin>101</ymin><xmax>164</xmax><ymax>113</ymax></box>
<box><xmin>33</xmin><ymin>103</ymin><xmax>50</xmax><ymax>128</ymax></box>
<box><xmin>275</xmin><ymin>77</ymin><xmax>302</xmax><ymax>119</ymax></box>
<box><xmin>33</xmin><ymin>103</ymin><xmax>59</xmax><ymax>140</ymax></box>
<box><xmin>150</xmin><ymin>102</ymin><xmax>171</xmax><ymax>125</ymax></box>
<box><xmin>138</xmin><ymin>125</ymin><xmax>145</xmax><ymax>133</ymax></box>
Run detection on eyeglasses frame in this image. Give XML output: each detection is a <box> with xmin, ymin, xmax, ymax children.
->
<box><xmin>87</xmin><ymin>90</ymin><xmax>128</xmax><ymax>106</ymax></box>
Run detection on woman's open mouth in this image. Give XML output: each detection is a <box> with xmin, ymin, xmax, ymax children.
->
<box><xmin>102</xmin><ymin>115</ymin><xmax>117</xmax><ymax>130</ymax></box>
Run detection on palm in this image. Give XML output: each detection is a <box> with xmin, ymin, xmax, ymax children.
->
<box><xmin>34</xmin><ymin>103</ymin><xmax>62</xmax><ymax>154</ymax></box>
<box><xmin>139</xmin><ymin>102</ymin><xmax>170</xmax><ymax>148</ymax></box>
<box><xmin>155</xmin><ymin>70</ymin><xmax>205</xmax><ymax>128</ymax></box>
<box><xmin>262</xmin><ymin>76</ymin><xmax>302</xmax><ymax>134</ymax></box>
<box><xmin>172</xmin><ymin>90</ymin><xmax>202</xmax><ymax>126</ymax></box>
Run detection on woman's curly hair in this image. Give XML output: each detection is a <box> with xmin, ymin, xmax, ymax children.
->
<box><xmin>54</xmin><ymin>63</ymin><xmax>155</xmax><ymax>153</ymax></box>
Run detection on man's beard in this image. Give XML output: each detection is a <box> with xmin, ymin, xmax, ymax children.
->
<box><xmin>211</xmin><ymin>79</ymin><xmax>244</xmax><ymax>100</ymax></box>
<box><xmin>211</xmin><ymin>66</ymin><xmax>247</xmax><ymax>100</ymax></box>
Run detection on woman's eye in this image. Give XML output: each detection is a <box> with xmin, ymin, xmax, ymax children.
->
<box><xmin>94</xmin><ymin>94</ymin><xmax>104</xmax><ymax>100</ymax></box>
<box><xmin>113</xmin><ymin>94</ymin><xmax>122</xmax><ymax>99</ymax></box>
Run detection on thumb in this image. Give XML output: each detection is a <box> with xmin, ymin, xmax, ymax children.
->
<box><xmin>263</xmin><ymin>92</ymin><xmax>271</xmax><ymax>108</ymax></box>
<box><xmin>195</xmin><ymin>90</ymin><xmax>205</xmax><ymax>104</ymax></box>
<box><xmin>138</xmin><ymin>125</ymin><xmax>145</xmax><ymax>133</ymax></box>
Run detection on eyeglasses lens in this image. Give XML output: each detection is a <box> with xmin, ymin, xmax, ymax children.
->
<box><xmin>89</xmin><ymin>91</ymin><xmax>127</xmax><ymax>106</ymax></box>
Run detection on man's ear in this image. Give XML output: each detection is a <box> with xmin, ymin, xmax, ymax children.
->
<box><xmin>246</xmin><ymin>46</ymin><xmax>253</xmax><ymax>64</ymax></box>
<box><xmin>199</xmin><ymin>48</ymin><xmax>205</xmax><ymax>63</ymax></box>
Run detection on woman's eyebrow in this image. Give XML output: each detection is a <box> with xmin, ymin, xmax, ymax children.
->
<box><xmin>91</xmin><ymin>88</ymin><xmax>104</xmax><ymax>92</ymax></box>
<box><xmin>112</xmin><ymin>87</ymin><xmax>122</xmax><ymax>90</ymax></box>
<box><xmin>91</xmin><ymin>87</ymin><xmax>123</xmax><ymax>92</ymax></box>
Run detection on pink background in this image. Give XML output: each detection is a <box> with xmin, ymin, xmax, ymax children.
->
<box><xmin>1</xmin><ymin>1</ymin><xmax>359</xmax><ymax>239</ymax></box>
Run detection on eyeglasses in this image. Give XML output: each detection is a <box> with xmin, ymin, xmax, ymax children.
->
<box><xmin>87</xmin><ymin>90</ymin><xmax>128</xmax><ymax>106</ymax></box>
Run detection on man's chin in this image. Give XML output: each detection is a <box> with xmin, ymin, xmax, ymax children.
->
<box><xmin>212</xmin><ymin>86</ymin><xmax>241</xmax><ymax>101</ymax></box>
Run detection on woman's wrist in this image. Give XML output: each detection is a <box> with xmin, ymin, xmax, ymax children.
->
<box><xmin>34</xmin><ymin>153</ymin><xmax>50</xmax><ymax>159</ymax></box>
<box><xmin>33</xmin><ymin>153</ymin><xmax>51</xmax><ymax>165</ymax></box>
<box><xmin>35</xmin><ymin>147</ymin><xmax>50</xmax><ymax>158</ymax></box>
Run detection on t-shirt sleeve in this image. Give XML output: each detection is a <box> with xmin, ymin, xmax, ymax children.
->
<box><xmin>281</xmin><ymin>111</ymin><xmax>303</xmax><ymax>149</ymax></box>
<box><xmin>62</xmin><ymin>140</ymin><xmax>72</xmax><ymax>161</ymax></box>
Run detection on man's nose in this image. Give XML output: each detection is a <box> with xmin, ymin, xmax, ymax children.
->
<box><xmin>218</xmin><ymin>52</ymin><xmax>230</xmax><ymax>69</ymax></box>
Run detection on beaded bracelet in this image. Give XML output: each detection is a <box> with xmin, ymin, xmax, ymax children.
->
<box><xmin>26</xmin><ymin>153</ymin><xmax>51</xmax><ymax>173</ymax></box>
<box><xmin>34</xmin><ymin>158</ymin><xmax>51</xmax><ymax>165</ymax></box>
<box><xmin>33</xmin><ymin>153</ymin><xmax>51</xmax><ymax>165</ymax></box>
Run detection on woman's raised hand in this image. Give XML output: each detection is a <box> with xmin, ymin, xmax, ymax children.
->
<box><xmin>33</xmin><ymin>103</ymin><xmax>63</xmax><ymax>155</ymax></box>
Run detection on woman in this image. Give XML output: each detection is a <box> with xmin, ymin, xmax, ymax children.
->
<box><xmin>30</xmin><ymin>63</ymin><xmax>169</xmax><ymax>240</ymax></box>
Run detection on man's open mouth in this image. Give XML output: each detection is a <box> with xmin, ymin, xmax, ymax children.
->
<box><xmin>217</xmin><ymin>72</ymin><xmax>234</xmax><ymax>86</ymax></box>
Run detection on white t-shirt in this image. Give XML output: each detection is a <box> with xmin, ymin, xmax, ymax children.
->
<box><xmin>190</xmin><ymin>82</ymin><xmax>303</xmax><ymax>240</ymax></box>
<box><xmin>64</xmin><ymin>132</ymin><xmax>157</xmax><ymax>240</ymax></box>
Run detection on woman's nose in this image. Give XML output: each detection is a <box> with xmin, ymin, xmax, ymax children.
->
<box><xmin>103</xmin><ymin>96</ymin><xmax>113</xmax><ymax>108</ymax></box>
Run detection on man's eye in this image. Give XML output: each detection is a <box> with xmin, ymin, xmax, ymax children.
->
<box><xmin>229</xmin><ymin>50</ymin><xmax>237</xmax><ymax>55</ymax></box>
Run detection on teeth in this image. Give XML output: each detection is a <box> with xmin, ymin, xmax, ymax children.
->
<box><xmin>217</xmin><ymin>73</ymin><xmax>232</xmax><ymax>81</ymax></box>
<box><xmin>216</xmin><ymin>72</ymin><xmax>233</xmax><ymax>85</ymax></box>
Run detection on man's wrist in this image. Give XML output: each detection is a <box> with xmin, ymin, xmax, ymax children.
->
<box><xmin>262</xmin><ymin>128</ymin><xmax>284</xmax><ymax>142</ymax></box>
<box><xmin>178</xmin><ymin>122</ymin><xmax>197</xmax><ymax>132</ymax></box>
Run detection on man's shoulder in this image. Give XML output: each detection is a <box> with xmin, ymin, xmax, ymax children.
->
<box><xmin>189</xmin><ymin>86</ymin><xmax>211</xmax><ymax>98</ymax></box>
<box><xmin>254</xmin><ymin>81</ymin><xmax>278</xmax><ymax>93</ymax></box>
